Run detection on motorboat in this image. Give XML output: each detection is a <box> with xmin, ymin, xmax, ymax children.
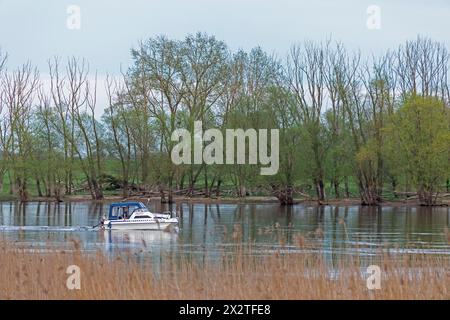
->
<box><xmin>99</xmin><ymin>201</ymin><xmax>178</xmax><ymax>231</ymax></box>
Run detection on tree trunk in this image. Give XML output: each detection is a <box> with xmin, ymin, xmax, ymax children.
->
<box><xmin>44</xmin><ymin>178</ymin><xmax>51</xmax><ymax>197</ymax></box>
<box><xmin>36</xmin><ymin>177</ymin><xmax>43</xmax><ymax>197</ymax></box>
<box><xmin>344</xmin><ymin>176</ymin><xmax>350</xmax><ymax>198</ymax></box>
<box><xmin>122</xmin><ymin>180</ymin><xmax>129</xmax><ymax>198</ymax></box>
<box><xmin>91</xmin><ymin>178</ymin><xmax>103</xmax><ymax>200</ymax></box>
<box><xmin>272</xmin><ymin>185</ymin><xmax>294</xmax><ymax>205</ymax></box>
<box><xmin>216</xmin><ymin>179</ymin><xmax>222</xmax><ymax>197</ymax></box>
<box><xmin>8</xmin><ymin>171</ymin><xmax>14</xmax><ymax>195</ymax></box>
<box><xmin>333</xmin><ymin>179</ymin><xmax>340</xmax><ymax>199</ymax></box>
<box><xmin>54</xmin><ymin>185</ymin><xmax>62</xmax><ymax>202</ymax></box>
<box><xmin>16</xmin><ymin>177</ymin><xmax>28</xmax><ymax>202</ymax></box>
<box><xmin>237</xmin><ymin>185</ymin><xmax>246</xmax><ymax>198</ymax></box>
<box><xmin>180</xmin><ymin>173</ymin><xmax>185</xmax><ymax>191</ymax></box>
<box><xmin>418</xmin><ymin>185</ymin><xmax>436</xmax><ymax>206</ymax></box>
<box><xmin>204</xmin><ymin>167</ymin><xmax>209</xmax><ymax>198</ymax></box>
<box><xmin>392</xmin><ymin>178</ymin><xmax>398</xmax><ymax>198</ymax></box>
<box><xmin>315</xmin><ymin>179</ymin><xmax>326</xmax><ymax>203</ymax></box>
<box><xmin>360</xmin><ymin>183</ymin><xmax>380</xmax><ymax>205</ymax></box>
<box><xmin>160</xmin><ymin>186</ymin><xmax>166</xmax><ymax>203</ymax></box>
<box><xmin>168</xmin><ymin>178</ymin><xmax>173</xmax><ymax>204</ymax></box>
<box><xmin>66</xmin><ymin>168</ymin><xmax>73</xmax><ymax>195</ymax></box>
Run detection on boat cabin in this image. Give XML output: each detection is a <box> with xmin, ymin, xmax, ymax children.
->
<box><xmin>108</xmin><ymin>202</ymin><xmax>148</xmax><ymax>220</ymax></box>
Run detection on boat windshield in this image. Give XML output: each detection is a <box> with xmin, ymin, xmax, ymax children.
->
<box><xmin>110</xmin><ymin>205</ymin><xmax>141</xmax><ymax>219</ymax></box>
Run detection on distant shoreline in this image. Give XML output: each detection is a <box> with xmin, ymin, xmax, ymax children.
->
<box><xmin>0</xmin><ymin>194</ymin><xmax>448</xmax><ymax>207</ymax></box>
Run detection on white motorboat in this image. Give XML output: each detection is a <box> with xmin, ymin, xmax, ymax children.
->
<box><xmin>99</xmin><ymin>201</ymin><xmax>178</xmax><ymax>231</ymax></box>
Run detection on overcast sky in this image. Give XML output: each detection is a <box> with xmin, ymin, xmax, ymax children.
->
<box><xmin>1</xmin><ymin>0</ymin><xmax>449</xmax><ymax>72</ymax></box>
<box><xmin>0</xmin><ymin>0</ymin><xmax>448</xmax><ymax>114</ymax></box>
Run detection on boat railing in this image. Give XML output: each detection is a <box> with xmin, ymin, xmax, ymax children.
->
<box><xmin>162</xmin><ymin>211</ymin><xmax>177</xmax><ymax>218</ymax></box>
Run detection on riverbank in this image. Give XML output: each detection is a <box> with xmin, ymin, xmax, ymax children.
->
<box><xmin>0</xmin><ymin>239</ymin><xmax>448</xmax><ymax>299</ymax></box>
<box><xmin>1</xmin><ymin>193</ymin><xmax>449</xmax><ymax>207</ymax></box>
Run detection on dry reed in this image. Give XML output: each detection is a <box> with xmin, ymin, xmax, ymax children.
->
<box><xmin>0</xmin><ymin>236</ymin><xmax>448</xmax><ymax>300</ymax></box>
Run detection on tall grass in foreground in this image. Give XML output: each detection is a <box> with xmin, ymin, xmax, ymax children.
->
<box><xmin>0</xmin><ymin>238</ymin><xmax>448</xmax><ymax>300</ymax></box>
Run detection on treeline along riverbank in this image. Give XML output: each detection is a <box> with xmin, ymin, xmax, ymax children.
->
<box><xmin>0</xmin><ymin>34</ymin><xmax>449</xmax><ymax>206</ymax></box>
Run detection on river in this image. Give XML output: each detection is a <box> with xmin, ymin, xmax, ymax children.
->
<box><xmin>0</xmin><ymin>201</ymin><xmax>449</xmax><ymax>265</ymax></box>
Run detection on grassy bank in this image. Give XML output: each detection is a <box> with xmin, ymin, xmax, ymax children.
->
<box><xmin>0</xmin><ymin>239</ymin><xmax>448</xmax><ymax>300</ymax></box>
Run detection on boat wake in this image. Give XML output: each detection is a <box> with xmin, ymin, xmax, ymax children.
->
<box><xmin>0</xmin><ymin>225</ymin><xmax>96</xmax><ymax>232</ymax></box>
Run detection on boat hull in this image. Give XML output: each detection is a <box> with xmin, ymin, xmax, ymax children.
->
<box><xmin>103</xmin><ymin>218</ymin><xmax>178</xmax><ymax>230</ymax></box>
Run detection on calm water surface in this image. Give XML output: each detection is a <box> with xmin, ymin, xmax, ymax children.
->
<box><xmin>0</xmin><ymin>201</ymin><xmax>449</xmax><ymax>265</ymax></box>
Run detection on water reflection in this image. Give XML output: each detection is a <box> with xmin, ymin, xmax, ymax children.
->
<box><xmin>0</xmin><ymin>201</ymin><xmax>449</xmax><ymax>264</ymax></box>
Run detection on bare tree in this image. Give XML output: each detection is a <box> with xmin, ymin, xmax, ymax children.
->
<box><xmin>0</xmin><ymin>62</ymin><xmax>39</xmax><ymax>201</ymax></box>
<box><xmin>105</xmin><ymin>75</ymin><xmax>133</xmax><ymax>198</ymax></box>
<box><xmin>0</xmin><ymin>49</ymin><xmax>8</xmax><ymax>192</ymax></box>
<box><xmin>49</xmin><ymin>57</ymin><xmax>103</xmax><ymax>199</ymax></box>
<box><xmin>127</xmin><ymin>36</ymin><xmax>185</xmax><ymax>202</ymax></box>
<box><xmin>286</xmin><ymin>41</ymin><xmax>328</xmax><ymax>203</ymax></box>
<box><xmin>396</xmin><ymin>36</ymin><xmax>449</xmax><ymax>100</ymax></box>
<box><xmin>179</xmin><ymin>32</ymin><xmax>229</xmax><ymax>196</ymax></box>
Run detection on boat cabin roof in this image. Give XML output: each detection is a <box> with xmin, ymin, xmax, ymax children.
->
<box><xmin>110</xmin><ymin>201</ymin><xmax>147</xmax><ymax>209</ymax></box>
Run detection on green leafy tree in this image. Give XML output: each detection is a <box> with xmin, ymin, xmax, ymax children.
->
<box><xmin>383</xmin><ymin>95</ymin><xmax>450</xmax><ymax>205</ymax></box>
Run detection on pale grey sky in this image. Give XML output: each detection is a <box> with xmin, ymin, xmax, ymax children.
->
<box><xmin>0</xmin><ymin>0</ymin><xmax>448</xmax><ymax>115</ymax></box>
<box><xmin>0</xmin><ymin>0</ymin><xmax>449</xmax><ymax>73</ymax></box>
